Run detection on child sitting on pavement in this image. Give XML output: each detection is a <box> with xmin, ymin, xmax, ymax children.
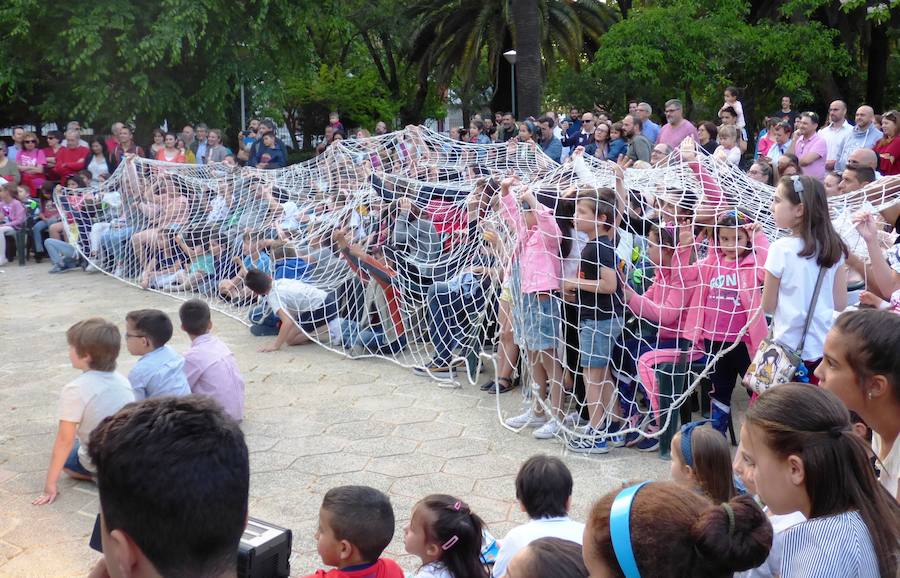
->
<box><xmin>124</xmin><ymin>309</ymin><xmax>191</xmax><ymax>399</ymax></box>
<box><xmin>32</xmin><ymin>318</ymin><xmax>135</xmax><ymax>505</ymax></box>
<box><xmin>179</xmin><ymin>299</ymin><xmax>246</xmax><ymax>422</ymax></box>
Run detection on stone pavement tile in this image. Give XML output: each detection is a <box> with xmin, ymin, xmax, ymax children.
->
<box><xmin>2</xmin><ymin>511</ymin><xmax>95</xmax><ymax>550</ymax></box>
<box><xmin>370</xmin><ymin>406</ymin><xmax>438</xmax><ymax>425</ymax></box>
<box><xmin>333</xmin><ymin>380</ymin><xmax>398</xmax><ymax>399</ymax></box>
<box><xmin>455</xmin><ymin>494</ymin><xmax>514</xmax><ymax>525</ymax></box>
<box><xmin>472</xmin><ymin>476</ymin><xmax>517</xmax><ymax>503</ymax></box>
<box><xmin>261</xmin><ymin>421</ymin><xmax>332</xmax><ymax>439</ymax></box>
<box><xmin>349</xmin><ymin>436</ymin><xmax>420</xmax><ymax>458</ymax></box>
<box><xmin>393</xmin><ymin>421</ymin><xmax>464</xmax><ymax>442</ymax></box>
<box><xmin>0</xmin><ymin>469</ymin><xmax>16</xmax><ymax>484</ymax></box>
<box><xmin>442</xmin><ymin>454</ymin><xmax>522</xmax><ymax>479</ymax></box>
<box><xmin>0</xmin><ymin>541</ymin><xmax>23</xmax><ymax>566</ymax></box>
<box><xmin>244</xmin><ymin>433</ymin><xmax>281</xmax><ymax>453</ymax></box>
<box><xmin>436</xmin><ymin>406</ymin><xmax>501</xmax><ymax>427</ymax></box>
<box><xmin>290</xmin><ymin>453</ymin><xmax>372</xmax><ymax>477</ymax></box>
<box><xmin>351</xmin><ymin>395</ymin><xmax>414</xmax><ymax>412</ymax></box>
<box><xmin>302</xmin><ymin>407</ymin><xmax>375</xmax><ymax>424</ymax></box>
<box><xmin>324</xmin><ymin>420</ymin><xmax>395</xmax><ymax>441</ymax></box>
<box><xmin>390</xmin><ymin>473</ymin><xmax>476</xmax><ymax>498</ymax></box>
<box><xmin>271</xmin><ymin>434</ymin><xmax>347</xmax><ymax>456</ymax></box>
<box><xmin>418</xmin><ymin>436</ymin><xmax>492</xmax><ymax>459</ymax></box>
<box><xmin>0</xmin><ymin>452</ymin><xmax>52</xmax><ymax>474</ymax></box>
<box><xmin>309</xmin><ymin>470</ymin><xmax>396</xmax><ymax>495</ymax></box>
<box><xmin>367</xmin><ymin>453</ymin><xmax>447</xmax><ymax>478</ymax></box>
<box><xmin>249</xmin><ymin>470</ymin><xmax>317</xmax><ymax>500</ymax></box>
<box><xmin>402</xmin><ymin>389</ymin><xmax>481</xmax><ymax>411</ymax></box>
<box><xmin>0</xmin><ymin>537</ymin><xmax>101</xmax><ymax>577</ymax></box>
<box><xmin>0</xmin><ymin>486</ymin><xmax>96</xmax><ymax>519</ymax></box>
<box><xmin>249</xmin><ymin>451</ymin><xmax>299</xmax><ymax>474</ymax></box>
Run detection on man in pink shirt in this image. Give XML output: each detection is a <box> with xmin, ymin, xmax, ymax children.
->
<box><xmin>657</xmin><ymin>99</ymin><xmax>698</xmax><ymax>149</ymax></box>
<box><xmin>789</xmin><ymin>111</ymin><xmax>828</xmax><ymax>180</ymax></box>
<box><xmin>179</xmin><ymin>299</ymin><xmax>246</xmax><ymax>421</ymax></box>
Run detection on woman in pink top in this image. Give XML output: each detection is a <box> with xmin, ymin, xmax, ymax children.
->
<box><xmin>695</xmin><ymin>211</ymin><xmax>768</xmax><ymax>434</ymax></box>
<box><xmin>16</xmin><ymin>132</ymin><xmax>46</xmax><ymax>196</ymax></box>
<box><xmin>499</xmin><ymin>176</ymin><xmax>563</xmax><ymax>428</ymax></box>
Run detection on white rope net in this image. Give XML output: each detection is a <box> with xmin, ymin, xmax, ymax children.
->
<box><xmin>54</xmin><ymin>126</ymin><xmax>900</xmax><ymax>448</ymax></box>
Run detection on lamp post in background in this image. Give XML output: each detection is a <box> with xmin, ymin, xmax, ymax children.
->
<box><xmin>503</xmin><ymin>49</ymin><xmax>517</xmax><ymax>119</ymax></box>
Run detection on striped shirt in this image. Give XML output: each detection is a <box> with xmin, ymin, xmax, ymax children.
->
<box><xmin>780</xmin><ymin>511</ymin><xmax>879</xmax><ymax>577</ymax></box>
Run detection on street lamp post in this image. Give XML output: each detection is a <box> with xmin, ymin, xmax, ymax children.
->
<box><xmin>503</xmin><ymin>50</ymin><xmax>517</xmax><ymax>119</ymax></box>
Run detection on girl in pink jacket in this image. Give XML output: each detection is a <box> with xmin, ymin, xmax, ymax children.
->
<box><xmin>622</xmin><ymin>224</ymin><xmax>703</xmax><ymax>443</ymax></box>
<box><xmin>696</xmin><ymin>210</ymin><xmax>768</xmax><ymax>434</ymax></box>
<box><xmin>499</xmin><ymin>176</ymin><xmax>563</xmax><ymax>430</ymax></box>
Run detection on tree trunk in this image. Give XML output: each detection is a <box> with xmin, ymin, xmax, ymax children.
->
<box><xmin>866</xmin><ymin>22</ymin><xmax>888</xmax><ymax>112</ymax></box>
<box><xmin>510</xmin><ymin>0</ymin><xmax>542</xmax><ymax>120</ymax></box>
<box><xmin>491</xmin><ymin>30</ymin><xmax>515</xmax><ymax>115</ymax></box>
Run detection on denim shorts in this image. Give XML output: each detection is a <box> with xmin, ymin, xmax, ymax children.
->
<box><xmin>579</xmin><ymin>316</ymin><xmax>624</xmax><ymax>368</ymax></box>
<box><xmin>520</xmin><ymin>293</ymin><xmax>560</xmax><ymax>351</ymax></box>
<box><xmin>64</xmin><ymin>441</ymin><xmax>93</xmax><ymax>478</ymax></box>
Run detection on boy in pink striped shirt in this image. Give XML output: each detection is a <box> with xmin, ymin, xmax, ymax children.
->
<box><xmin>179</xmin><ymin>299</ymin><xmax>246</xmax><ymax>421</ymax></box>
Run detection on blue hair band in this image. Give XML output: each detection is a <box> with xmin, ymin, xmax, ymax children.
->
<box><xmin>680</xmin><ymin>420</ymin><xmax>710</xmax><ymax>468</ymax></box>
<box><xmin>610</xmin><ymin>481</ymin><xmax>650</xmax><ymax>578</ymax></box>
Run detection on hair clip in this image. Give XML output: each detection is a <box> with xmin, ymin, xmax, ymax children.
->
<box><xmin>441</xmin><ymin>535</ymin><xmax>459</xmax><ymax>551</ymax></box>
<box><xmin>453</xmin><ymin>501</ymin><xmax>462</xmax><ymax>511</ymax></box>
<box><xmin>790</xmin><ymin>175</ymin><xmax>805</xmax><ymax>202</ymax></box>
<box><xmin>610</xmin><ymin>482</ymin><xmax>650</xmax><ymax>578</ymax></box>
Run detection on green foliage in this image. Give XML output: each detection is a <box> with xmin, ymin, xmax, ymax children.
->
<box><xmin>556</xmin><ymin>0</ymin><xmax>852</xmax><ymax>122</ymax></box>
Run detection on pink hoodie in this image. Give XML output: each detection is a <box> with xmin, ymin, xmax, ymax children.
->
<box><xmin>626</xmin><ymin>263</ymin><xmax>701</xmax><ymax>343</ymax></box>
<box><xmin>500</xmin><ymin>191</ymin><xmax>562</xmax><ymax>293</ymax></box>
<box><xmin>695</xmin><ymin>230</ymin><xmax>769</xmax><ymax>352</ymax></box>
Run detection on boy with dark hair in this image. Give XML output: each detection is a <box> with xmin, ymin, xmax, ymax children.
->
<box><xmin>179</xmin><ymin>299</ymin><xmax>246</xmax><ymax>421</ymax></box>
<box><xmin>491</xmin><ymin>455</ymin><xmax>584</xmax><ymax>577</ymax></box>
<box><xmin>86</xmin><ymin>396</ymin><xmax>249</xmax><ymax>578</ymax></box>
<box><xmin>124</xmin><ymin>309</ymin><xmax>191</xmax><ymax>400</ymax></box>
<box><xmin>33</xmin><ymin>318</ymin><xmax>134</xmax><ymax>505</ymax></box>
<box><xmin>302</xmin><ymin>485</ymin><xmax>403</xmax><ymax>578</ymax></box>
<box><xmin>244</xmin><ymin>268</ymin><xmax>337</xmax><ymax>353</ymax></box>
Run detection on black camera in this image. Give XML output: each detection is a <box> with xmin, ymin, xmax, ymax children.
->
<box><xmin>89</xmin><ymin>514</ymin><xmax>292</xmax><ymax>577</ymax></box>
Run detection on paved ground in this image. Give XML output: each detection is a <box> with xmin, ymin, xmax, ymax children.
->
<box><xmin>0</xmin><ymin>262</ymin><xmax>679</xmax><ymax>577</ymax></box>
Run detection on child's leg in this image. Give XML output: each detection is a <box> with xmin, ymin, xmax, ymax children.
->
<box><xmin>62</xmin><ymin>441</ymin><xmax>94</xmax><ymax>481</ymax></box>
<box><xmin>496</xmin><ymin>297</ymin><xmax>519</xmax><ymax>382</ymax></box>
<box><xmin>579</xmin><ymin>317</ymin><xmax>624</xmax><ymax>430</ymax></box>
<box><xmin>529</xmin><ymin>349</ymin><xmax>549</xmax><ymax>417</ymax></box>
<box><xmin>706</xmin><ymin>341</ymin><xmax>751</xmax><ymax>434</ymax></box>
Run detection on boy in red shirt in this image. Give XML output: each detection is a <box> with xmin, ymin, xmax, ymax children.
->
<box><xmin>302</xmin><ymin>485</ymin><xmax>404</xmax><ymax>578</ymax></box>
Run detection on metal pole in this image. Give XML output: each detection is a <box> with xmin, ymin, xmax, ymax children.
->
<box><xmin>510</xmin><ymin>64</ymin><xmax>516</xmax><ymax>119</ymax></box>
<box><xmin>240</xmin><ymin>83</ymin><xmax>246</xmax><ymax>129</ymax></box>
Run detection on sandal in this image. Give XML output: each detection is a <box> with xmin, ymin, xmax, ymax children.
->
<box><xmin>485</xmin><ymin>376</ymin><xmax>517</xmax><ymax>394</ymax></box>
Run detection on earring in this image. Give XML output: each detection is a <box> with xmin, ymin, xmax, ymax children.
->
<box><xmin>867</xmin><ymin>392</ymin><xmax>874</xmax><ymax>400</ymax></box>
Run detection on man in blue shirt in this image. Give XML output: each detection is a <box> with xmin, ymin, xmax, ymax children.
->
<box><xmin>538</xmin><ymin>116</ymin><xmax>562</xmax><ymax>163</ymax></box>
<box><xmin>636</xmin><ymin>102</ymin><xmax>660</xmax><ymax>144</ymax></box>
<box><xmin>835</xmin><ymin>105</ymin><xmax>883</xmax><ymax>172</ymax></box>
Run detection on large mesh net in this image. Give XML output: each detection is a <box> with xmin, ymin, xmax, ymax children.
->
<box><xmin>53</xmin><ymin>127</ymin><xmax>900</xmax><ymax>446</ymax></box>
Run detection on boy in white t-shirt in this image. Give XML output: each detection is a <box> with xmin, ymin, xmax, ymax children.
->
<box><xmin>491</xmin><ymin>455</ymin><xmax>585</xmax><ymax>577</ymax></box>
<box><xmin>244</xmin><ymin>268</ymin><xmax>336</xmax><ymax>352</ymax></box>
<box><xmin>32</xmin><ymin>318</ymin><xmax>135</xmax><ymax>505</ymax></box>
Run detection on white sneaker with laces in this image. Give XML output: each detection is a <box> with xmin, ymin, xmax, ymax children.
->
<box><xmin>533</xmin><ymin>419</ymin><xmax>562</xmax><ymax>439</ymax></box>
<box><xmin>505</xmin><ymin>407</ymin><xmax>548</xmax><ymax>429</ymax></box>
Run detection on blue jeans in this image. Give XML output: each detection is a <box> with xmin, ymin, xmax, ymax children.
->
<box><xmin>338</xmin><ymin>319</ymin><xmax>407</xmax><ymax>355</ymax></box>
<box><xmin>100</xmin><ymin>226</ymin><xmax>133</xmax><ymax>267</ymax></box>
<box><xmin>64</xmin><ymin>441</ymin><xmax>92</xmax><ymax>477</ymax></box>
<box><xmin>427</xmin><ymin>276</ymin><xmax>486</xmax><ymax>366</ymax></box>
<box><xmin>32</xmin><ymin>218</ymin><xmax>59</xmax><ymax>252</ymax></box>
<box><xmin>45</xmin><ymin>238</ymin><xmax>77</xmax><ymax>266</ymax></box>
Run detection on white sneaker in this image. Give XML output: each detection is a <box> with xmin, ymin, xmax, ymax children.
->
<box><xmin>505</xmin><ymin>408</ymin><xmax>549</xmax><ymax>429</ymax></box>
<box><xmin>533</xmin><ymin>419</ymin><xmax>562</xmax><ymax>440</ymax></box>
<box><xmin>563</xmin><ymin>411</ymin><xmax>584</xmax><ymax>427</ymax></box>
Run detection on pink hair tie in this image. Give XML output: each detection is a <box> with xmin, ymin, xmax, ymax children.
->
<box><xmin>453</xmin><ymin>501</ymin><xmax>462</xmax><ymax>511</ymax></box>
<box><xmin>441</xmin><ymin>535</ymin><xmax>459</xmax><ymax>551</ymax></box>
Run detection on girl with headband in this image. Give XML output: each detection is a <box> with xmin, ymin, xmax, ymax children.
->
<box><xmin>761</xmin><ymin>175</ymin><xmax>847</xmax><ymax>382</ymax></box>
<box><xmin>739</xmin><ymin>382</ymin><xmax>900</xmax><ymax>576</ymax></box>
<box><xmin>582</xmin><ymin>481</ymin><xmax>771</xmax><ymax>577</ymax></box>
<box><xmin>670</xmin><ymin>421</ymin><xmax>737</xmax><ymax>504</ymax></box>
<box><xmin>404</xmin><ymin>495</ymin><xmax>490</xmax><ymax>578</ymax></box>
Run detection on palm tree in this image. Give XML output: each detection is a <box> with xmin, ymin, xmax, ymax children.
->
<box><xmin>408</xmin><ymin>0</ymin><xmax>617</xmax><ymax>118</ymax></box>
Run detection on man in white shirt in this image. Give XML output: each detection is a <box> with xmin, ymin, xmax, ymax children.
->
<box><xmin>492</xmin><ymin>455</ymin><xmax>585</xmax><ymax>577</ymax></box>
<box><xmin>818</xmin><ymin>100</ymin><xmax>854</xmax><ymax>171</ymax></box>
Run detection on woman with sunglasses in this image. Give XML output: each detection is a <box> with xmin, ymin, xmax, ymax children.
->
<box><xmin>16</xmin><ymin>132</ymin><xmax>46</xmax><ymax>196</ymax></box>
<box><xmin>42</xmin><ymin>131</ymin><xmax>63</xmax><ymax>182</ymax></box>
